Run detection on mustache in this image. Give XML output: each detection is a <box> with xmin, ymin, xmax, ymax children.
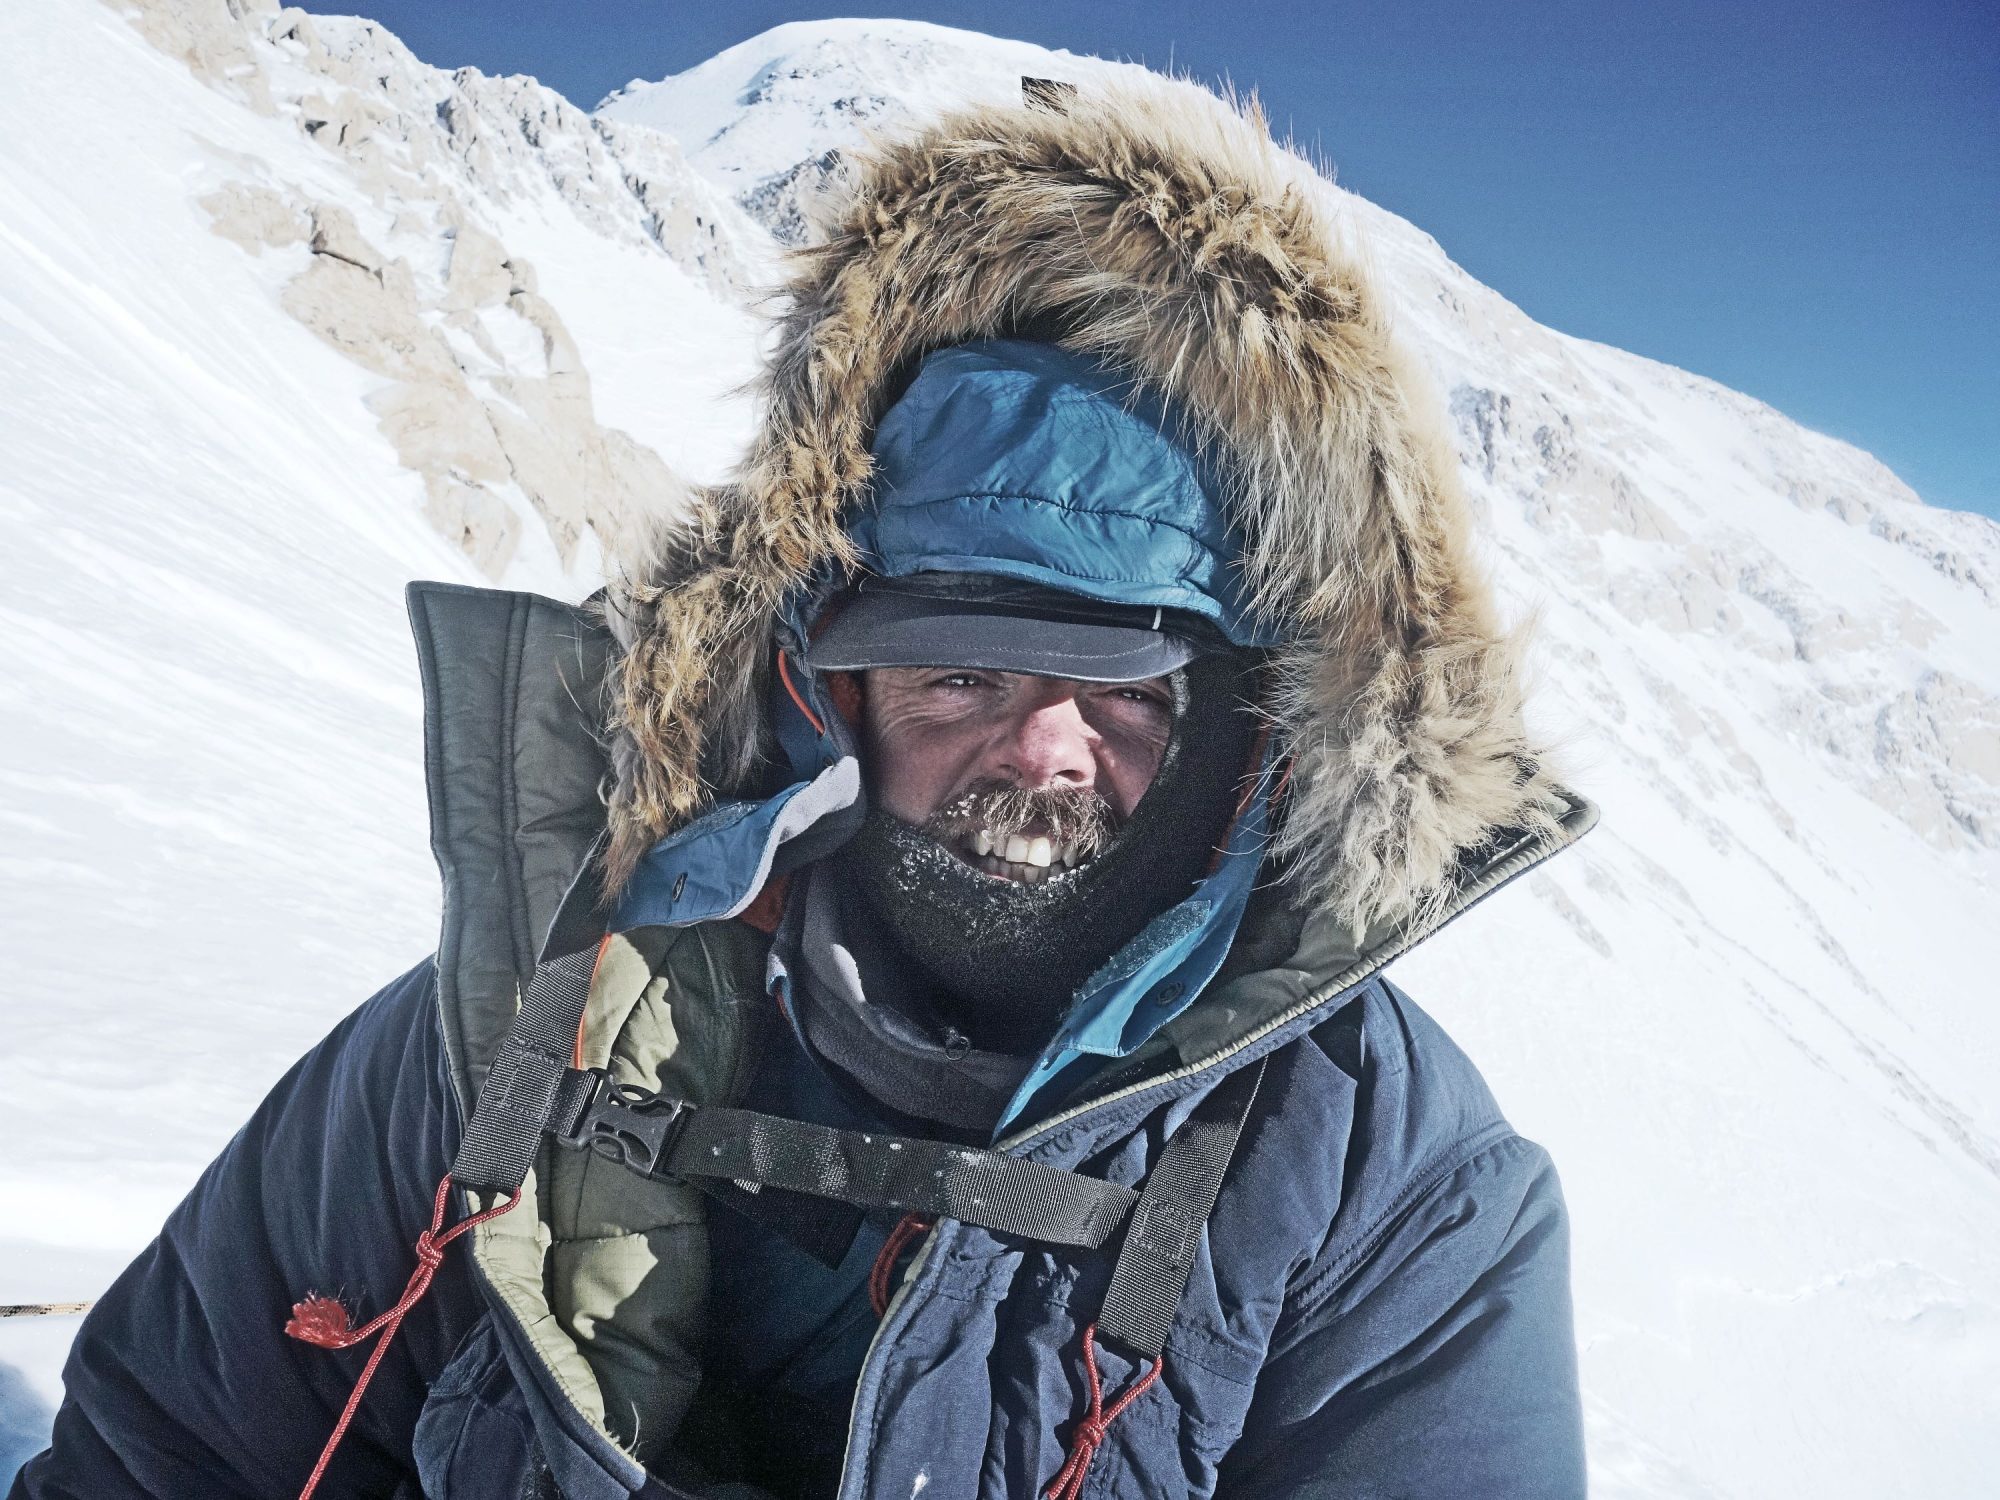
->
<box><xmin>919</xmin><ymin>780</ymin><xmax>1118</xmax><ymax>859</ymax></box>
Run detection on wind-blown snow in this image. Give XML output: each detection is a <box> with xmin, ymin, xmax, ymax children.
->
<box><xmin>2</xmin><ymin>0</ymin><xmax>1996</xmax><ymax>1493</ymax></box>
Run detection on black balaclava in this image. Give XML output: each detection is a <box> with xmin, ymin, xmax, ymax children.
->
<box><xmin>832</xmin><ymin>649</ymin><xmax>1262</xmax><ymax>1054</ymax></box>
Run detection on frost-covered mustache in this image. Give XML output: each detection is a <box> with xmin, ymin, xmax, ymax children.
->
<box><xmin>920</xmin><ymin>780</ymin><xmax>1118</xmax><ymax>879</ymax></box>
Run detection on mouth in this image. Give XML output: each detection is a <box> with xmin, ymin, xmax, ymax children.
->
<box><xmin>952</xmin><ymin>825</ymin><xmax>1092</xmax><ymax>886</ymax></box>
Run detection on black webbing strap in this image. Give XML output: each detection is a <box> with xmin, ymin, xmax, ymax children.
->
<box><xmin>686</xmin><ymin>1108</ymin><xmax>1140</xmax><ymax>1247</ymax></box>
<box><xmin>553</xmin><ymin>1072</ymin><xmax>1140</xmax><ymax>1249</ymax></box>
<box><xmin>449</xmin><ymin>947</ymin><xmax>598</xmax><ymax>1194</ymax></box>
<box><xmin>452</xmin><ymin>947</ymin><xmax>1267</xmax><ymax>1336</ymax></box>
<box><xmin>1097</xmin><ymin>1055</ymin><xmax>1267</xmax><ymax>1359</ymax></box>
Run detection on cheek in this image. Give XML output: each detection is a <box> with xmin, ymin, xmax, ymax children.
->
<box><xmin>869</xmin><ymin>748</ymin><xmax>937</xmax><ymax>824</ymax></box>
<box><xmin>1096</xmin><ymin>721</ymin><xmax>1172</xmax><ymax>820</ymax></box>
<box><xmin>865</xmin><ymin>712</ymin><xmax>984</xmax><ymax>824</ymax></box>
<box><xmin>1102</xmin><ymin>754</ymin><xmax>1157</xmax><ymax>820</ymax></box>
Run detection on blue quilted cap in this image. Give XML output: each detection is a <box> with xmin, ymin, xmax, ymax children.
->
<box><xmin>804</xmin><ymin>339</ymin><xmax>1279</xmax><ymax>679</ymax></box>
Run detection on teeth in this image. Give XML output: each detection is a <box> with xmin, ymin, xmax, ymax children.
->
<box><xmin>964</xmin><ymin>833</ymin><xmax>1090</xmax><ymax>882</ymax></box>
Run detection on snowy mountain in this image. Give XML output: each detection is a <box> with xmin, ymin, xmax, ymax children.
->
<box><xmin>3</xmin><ymin>0</ymin><xmax>1997</xmax><ymax>1494</ymax></box>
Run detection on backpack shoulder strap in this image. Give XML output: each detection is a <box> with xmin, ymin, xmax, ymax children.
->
<box><xmin>1098</xmin><ymin>1056</ymin><xmax>1268</xmax><ymax>1359</ymax></box>
<box><xmin>450</xmin><ymin>946</ymin><xmax>1266</xmax><ymax>1323</ymax></box>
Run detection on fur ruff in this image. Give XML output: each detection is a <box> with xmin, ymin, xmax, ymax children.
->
<box><xmin>602</xmin><ymin>78</ymin><xmax>1569</xmax><ymax>932</ymax></box>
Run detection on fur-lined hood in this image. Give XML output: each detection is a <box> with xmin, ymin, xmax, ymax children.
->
<box><xmin>603</xmin><ymin>76</ymin><xmax>1570</xmax><ymax>931</ymax></box>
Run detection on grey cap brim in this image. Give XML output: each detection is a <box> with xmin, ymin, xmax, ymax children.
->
<box><xmin>802</xmin><ymin>588</ymin><xmax>1196</xmax><ymax>682</ymax></box>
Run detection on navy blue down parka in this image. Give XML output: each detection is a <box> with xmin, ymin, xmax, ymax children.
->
<box><xmin>13</xmin><ymin>77</ymin><xmax>1597</xmax><ymax>1500</ymax></box>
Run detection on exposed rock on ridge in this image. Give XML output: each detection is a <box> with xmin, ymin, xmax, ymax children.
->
<box><xmin>125</xmin><ymin>0</ymin><xmax>774</xmax><ymax>578</ymax></box>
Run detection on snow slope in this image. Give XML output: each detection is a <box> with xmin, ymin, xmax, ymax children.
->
<box><xmin>4</xmin><ymin>1</ymin><xmax>1997</xmax><ymax>1493</ymax></box>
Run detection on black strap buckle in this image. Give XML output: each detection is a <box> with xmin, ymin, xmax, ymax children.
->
<box><xmin>554</xmin><ymin>1068</ymin><xmax>691</xmax><ymax>1177</ymax></box>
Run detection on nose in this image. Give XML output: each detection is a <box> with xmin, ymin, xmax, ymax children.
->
<box><xmin>998</xmin><ymin>683</ymin><xmax>1097</xmax><ymax>789</ymax></box>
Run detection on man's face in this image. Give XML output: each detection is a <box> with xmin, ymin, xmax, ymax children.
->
<box><xmin>860</xmin><ymin>666</ymin><xmax>1175</xmax><ymax>883</ymax></box>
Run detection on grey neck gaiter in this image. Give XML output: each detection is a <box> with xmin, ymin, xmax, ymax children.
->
<box><xmin>782</xmin><ymin>863</ymin><xmax>1032</xmax><ymax>1138</ymax></box>
<box><xmin>832</xmin><ymin>651</ymin><xmax>1260</xmax><ymax>1054</ymax></box>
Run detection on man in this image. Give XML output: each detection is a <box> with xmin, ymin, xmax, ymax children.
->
<box><xmin>13</xmin><ymin>78</ymin><xmax>1594</xmax><ymax>1500</ymax></box>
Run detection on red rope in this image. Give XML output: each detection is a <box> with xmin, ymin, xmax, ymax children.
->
<box><xmin>868</xmin><ymin>1213</ymin><xmax>935</xmax><ymax>1318</ymax></box>
<box><xmin>284</xmin><ymin>1175</ymin><xmax>520</xmax><ymax>1500</ymax></box>
<box><xmin>1044</xmin><ymin>1323</ymin><xmax>1163</xmax><ymax>1500</ymax></box>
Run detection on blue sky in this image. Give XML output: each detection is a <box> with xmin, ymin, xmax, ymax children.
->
<box><xmin>305</xmin><ymin>0</ymin><xmax>1999</xmax><ymax>520</ymax></box>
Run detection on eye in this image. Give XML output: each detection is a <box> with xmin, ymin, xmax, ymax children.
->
<box><xmin>932</xmin><ymin>671</ymin><xmax>989</xmax><ymax>691</ymax></box>
<box><xmin>1108</xmin><ymin>684</ymin><xmax>1169</xmax><ymax>709</ymax></box>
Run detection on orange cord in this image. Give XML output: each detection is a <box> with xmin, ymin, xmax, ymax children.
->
<box><xmin>776</xmin><ymin>650</ymin><xmax>826</xmax><ymax>736</ymax></box>
<box><xmin>571</xmin><ymin>932</ymin><xmax>616</xmax><ymax>1070</ymax></box>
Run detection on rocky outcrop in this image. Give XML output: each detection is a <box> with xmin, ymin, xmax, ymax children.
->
<box><xmin>196</xmin><ymin>185</ymin><xmax>671</xmax><ymax>578</ymax></box>
<box><xmin>126</xmin><ymin>0</ymin><xmax>769</xmax><ymax>578</ymax></box>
